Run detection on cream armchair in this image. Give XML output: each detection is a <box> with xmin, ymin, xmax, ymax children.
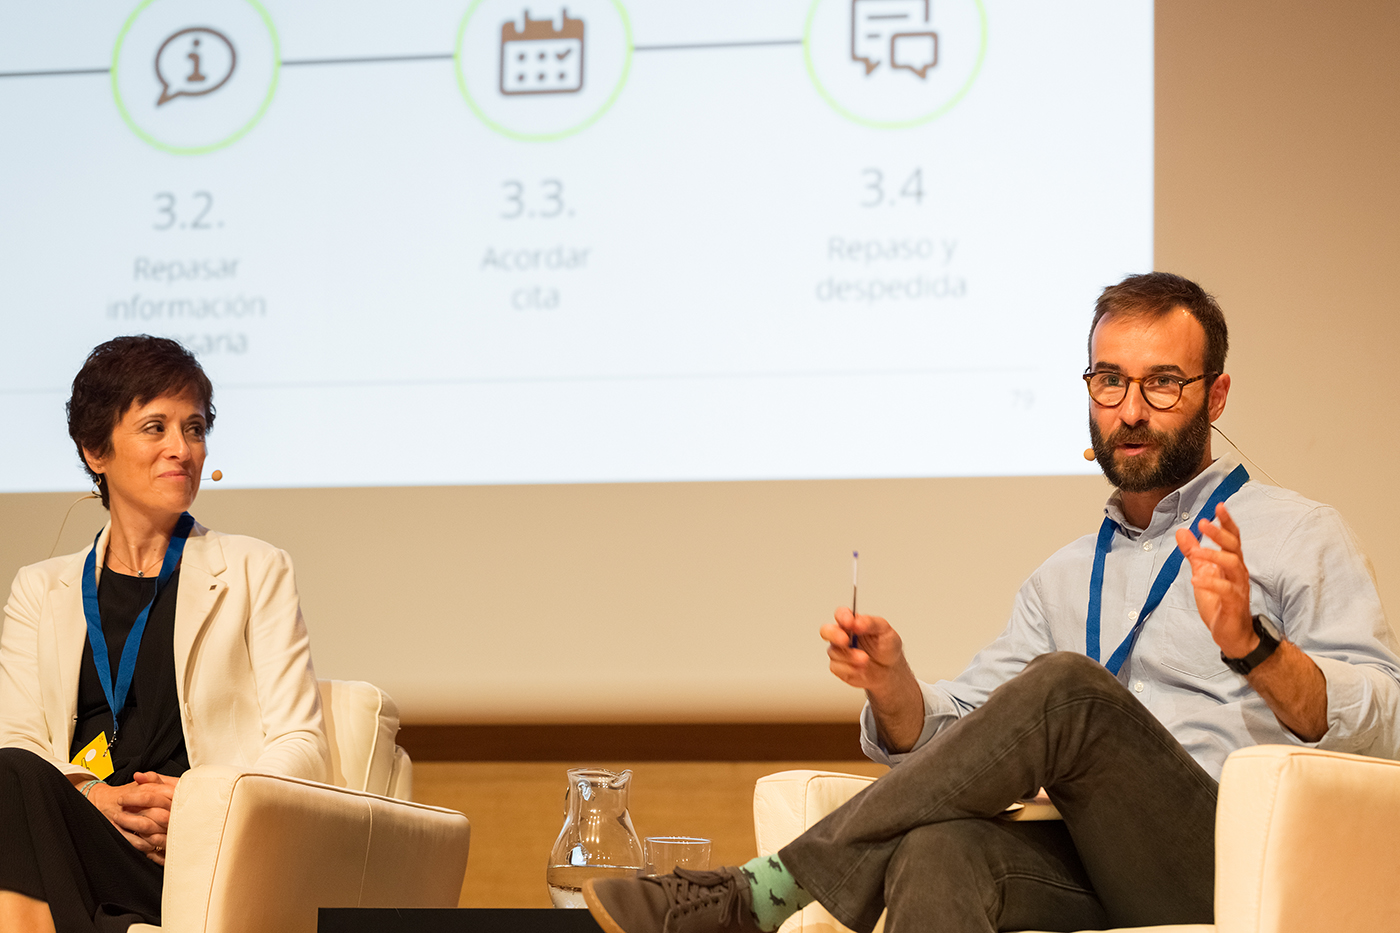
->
<box><xmin>131</xmin><ymin>680</ymin><xmax>470</xmax><ymax>933</ymax></box>
<box><xmin>753</xmin><ymin>746</ymin><xmax>1400</xmax><ymax>933</ymax></box>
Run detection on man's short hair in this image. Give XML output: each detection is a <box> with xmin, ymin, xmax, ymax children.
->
<box><xmin>1088</xmin><ymin>272</ymin><xmax>1228</xmax><ymax>376</ymax></box>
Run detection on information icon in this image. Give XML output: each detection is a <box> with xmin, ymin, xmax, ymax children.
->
<box><xmin>112</xmin><ymin>0</ymin><xmax>279</xmax><ymax>154</ymax></box>
<box><xmin>806</xmin><ymin>0</ymin><xmax>985</xmax><ymax>128</ymax></box>
<box><xmin>456</xmin><ymin>0</ymin><xmax>631</xmax><ymax>142</ymax></box>
<box><xmin>500</xmin><ymin>11</ymin><xmax>585</xmax><ymax>96</ymax></box>
<box><xmin>155</xmin><ymin>27</ymin><xmax>237</xmax><ymax>105</ymax></box>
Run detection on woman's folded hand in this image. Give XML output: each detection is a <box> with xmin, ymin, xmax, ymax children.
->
<box><xmin>86</xmin><ymin>773</ymin><xmax>181</xmax><ymax>865</ymax></box>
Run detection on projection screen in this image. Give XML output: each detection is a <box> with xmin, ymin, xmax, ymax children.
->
<box><xmin>1</xmin><ymin>0</ymin><xmax>1150</xmax><ymax>491</ymax></box>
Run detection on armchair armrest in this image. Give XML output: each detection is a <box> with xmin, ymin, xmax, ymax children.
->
<box><xmin>159</xmin><ymin>765</ymin><xmax>470</xmax><ymax>933</ymax></box>
<box><xmin>1215</xmin><ymin>746</ymin><xmax>1400</xmax><ymax>933</ymax></box>
<box><xmin>754</xmin><ymin>770</ymin><xmax>877</xmax><ymax>857</ymax></box>
<box><xmin>753</xmin><ymin>771</ymin><xmax>879</xmax><ymax>933</ymax></box>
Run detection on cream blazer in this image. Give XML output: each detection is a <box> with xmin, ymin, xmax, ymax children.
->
<box><xmin>0</xmin><ymin>521</ymin><xmax>329</xmax><ymax>783</ymax></box>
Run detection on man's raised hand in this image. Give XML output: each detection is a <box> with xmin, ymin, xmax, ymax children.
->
<box><xmin>821</xmin><ymin>608</ymin><xmax>927</xmax><ymax>752</ymax></box>
<box><xmin>1174</xmin><ymin>503</ymin><xmax>1257</xmax><ymax>659</ymax></box>
<box><xmin>1176</xmin><ymin>504</ymin><xmax>1330</xmax><ymax>739</ymax></box>
<box><xmin>821</xmin><ymin>607</ymin><xmax>906</xmax><ymax>691</ymax></box>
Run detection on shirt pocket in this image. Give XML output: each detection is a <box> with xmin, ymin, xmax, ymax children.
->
<box><xmin>1156</xmin><ymin>579</ymin><xmax>1267</xmax><ymax>679</ymax></box>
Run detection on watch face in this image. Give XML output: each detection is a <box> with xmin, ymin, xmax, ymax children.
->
<box><xmin>1255</xmin><ymin>614</ymin><xmax>1283</xmax><ymax>643</ymax></box>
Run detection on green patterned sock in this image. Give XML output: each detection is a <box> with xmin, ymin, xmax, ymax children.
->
<box><xmin>739</xmin><ymin>854</ymin><xmax>815</xmax><ymax>932</ymax></box>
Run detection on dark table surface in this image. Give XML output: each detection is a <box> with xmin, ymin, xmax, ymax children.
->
<box><xmin>319</xmin><ymin>908</ymin><xmax>604</xmax><ymax>933</ymax></box>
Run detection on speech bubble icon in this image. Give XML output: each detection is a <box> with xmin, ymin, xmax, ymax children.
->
<box><xmin>891</xmin><ymin>31</ymin><xmax>938</xmax><ymax>78</ymax></box>
<box><xmin>851</xmin><ymin>0</ymin><xmax>929</xmax><ymax>75</ymax></box>
<box><xmin>155</xmin><ymin>27</ymin><xmax>237</xmax><ymax>106</ymax></box>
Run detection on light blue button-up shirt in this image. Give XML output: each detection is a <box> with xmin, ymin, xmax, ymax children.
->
<box><xmin>862</xmin><ymin>454</ymin><xmax>1400</xmax><ymax>779</ymax></box>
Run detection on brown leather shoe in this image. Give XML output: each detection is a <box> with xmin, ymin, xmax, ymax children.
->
<box><xmin>584</xmin><ymin>867</ymin><xmax>764</xmax><ymax>933</ymax></box>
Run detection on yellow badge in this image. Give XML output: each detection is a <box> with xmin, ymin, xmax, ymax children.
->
<box><xmin>71</xmin><ymin>731</ymin><xmax>114</xmax><ymax>780</ymax></box>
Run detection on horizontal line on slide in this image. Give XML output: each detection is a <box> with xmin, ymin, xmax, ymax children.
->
<box><xmin>634</xmin><ymin>39</ymin><xmax>804</xmax><ymax>52</ymax></box>
<box><xmin>281</xmin><ymin>53</ymin><xmax>456</xmax><ymax>66</ymax></box>
<box><xmin>2</xmin><ymin>39</ymin><xmax>805</xmax><ymax>78</ymax></box>
<box><xmin>0</xmin><ymin>67</ymin><xmax>110</xmax><ymax>78</ymax></box>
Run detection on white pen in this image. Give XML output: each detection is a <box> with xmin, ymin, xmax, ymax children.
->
<box><xmin>850</xmin><ymin>551</ymin><xmax>859</xmax><ymax>648</ymax></box>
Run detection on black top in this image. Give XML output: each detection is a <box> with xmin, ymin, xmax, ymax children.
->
<box><xmin>68</xmin><ymin>566</ymin><xmax>189</xmax><ymax>785</ymax></box>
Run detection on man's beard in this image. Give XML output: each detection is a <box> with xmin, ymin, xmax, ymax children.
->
<box><xmin>1089</xmin><ymin>400</ymin><xmax>1212</xmax><ymax>493</ymax></box>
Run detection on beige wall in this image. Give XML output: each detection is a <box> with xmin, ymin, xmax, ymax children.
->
<box><xmin>2</xmin><ymin>2</ymin><xmax>1397</xmax><ymax>723</ymax></box>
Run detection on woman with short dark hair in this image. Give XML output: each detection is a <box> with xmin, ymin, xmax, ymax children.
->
<box><xmin>0</xmin><ymin>335</ymin><xmax>328</xmax><ymax>933</ymax></box>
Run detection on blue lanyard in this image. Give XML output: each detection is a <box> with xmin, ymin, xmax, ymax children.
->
<box><xmin>80</xmin><ymin>512</ymin><xmax>194</xmax><ymax>744</ymax></box>
<box><xmin>1087</xmin><ymin>465</ymin><xmax>1249</xmax><ymax>675</ymax></box>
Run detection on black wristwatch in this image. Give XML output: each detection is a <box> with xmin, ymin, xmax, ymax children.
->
<box><xmin>1221</xmin><ymin>614</ymin><xmax>1283</xmax><ymax>675</ymax></box>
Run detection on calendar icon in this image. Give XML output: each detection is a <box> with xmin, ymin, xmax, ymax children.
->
<box><xmin>499</xmin><ymin>10</ymin><xmax>585</xmax><ymax>96</ymax></box>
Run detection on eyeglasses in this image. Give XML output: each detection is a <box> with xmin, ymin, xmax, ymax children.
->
<box><xmin>1082</xmin><ymin>369</ymin><xmax>1218</xmax><ymax>411</ymax></box>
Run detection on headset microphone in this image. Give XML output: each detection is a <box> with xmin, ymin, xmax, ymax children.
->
<box><xmin>48</xmin><ymin>469</ymin><xmax>225</xmax><ymax>560</ymax></box>
<box><xmin>1083</xmin><ymin>429</ymin><xmax>1282</xmax><ymax>484</ymax></box>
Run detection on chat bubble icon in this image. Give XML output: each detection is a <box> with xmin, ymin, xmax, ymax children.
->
<box><xmin>890</xmin><ymin>31</ymin><xmax>938</xmax><ymax>78</ymax></box>
<box><xmin>155</xmin><ymin>27</ymin><xmax>237</xmax><ymax>106</ymax></box>
<box><xmin>851</xmin><ymin>0</ymin><xmax>929</xmax><ymax>75</ymax></box>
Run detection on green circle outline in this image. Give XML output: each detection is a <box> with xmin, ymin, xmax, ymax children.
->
<box><xmin>455</xmin><ymin>0</ymin><xmax>633</xmax><ymax>142</ymax></box>
<box><xmin>804</xmin><ymin>0</ymin><xmax>987</xmax><ymax>129</ymax></box>
<box><xmin>111</xmin><ymin>0</ymin><xmax>281</xmax><ymax>155</ymax></box>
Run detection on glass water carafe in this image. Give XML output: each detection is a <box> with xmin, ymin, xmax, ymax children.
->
<box><xmin>546</xmin><ymin>767</ymin><xmax>644</xmax><ymax>907</ymax></box>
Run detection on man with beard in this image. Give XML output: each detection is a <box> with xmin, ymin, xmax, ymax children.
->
<box><xmin>584</xmin><ymin>272</ymin><xmax>1400</xmax><ymax>933</ymax></box>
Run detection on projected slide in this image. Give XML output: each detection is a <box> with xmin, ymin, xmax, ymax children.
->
<box><xmin>0</xmin><ymin>0</ymin><xmax>1152</xmax><ymax>490</ymax></box>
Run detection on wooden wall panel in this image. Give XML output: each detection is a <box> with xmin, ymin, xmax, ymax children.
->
<box><xmin>412</xmin><ymin>760</ymin><xmax>888</xmax><ymax>908</ymax></box>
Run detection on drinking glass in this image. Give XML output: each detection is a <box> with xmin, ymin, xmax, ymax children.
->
<box><xmin>643</xmin><ymin>836</ymin><xmax>712</xmax><ymax>876</ymax></box>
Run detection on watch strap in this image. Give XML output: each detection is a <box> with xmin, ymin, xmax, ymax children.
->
<box><xmin>1222</xmin><ymin>614</ymin><xmax>1281</xmax><ymax>675</ymax></box>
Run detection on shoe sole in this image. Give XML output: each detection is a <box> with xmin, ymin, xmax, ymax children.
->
<box><xmin>582</xmin><ymin>878</ymin><xmax>631</xmax><ymax>933</ymax></box>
